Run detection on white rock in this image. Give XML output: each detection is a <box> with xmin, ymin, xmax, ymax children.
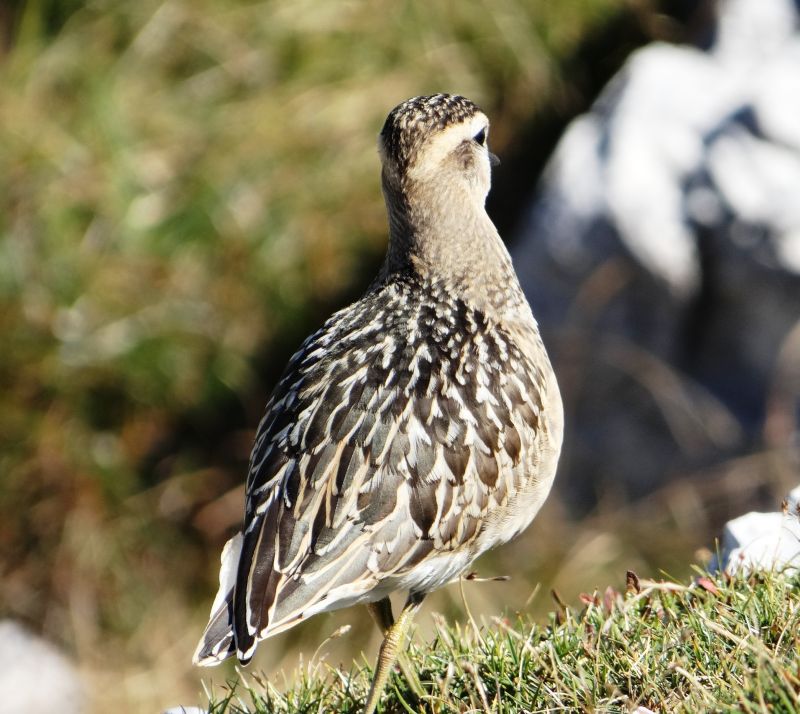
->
<box><xmin>513</xmin><ymin>0</ymin><xmax>800</xmax><ymax>504</ymax></box>
<box><xmin>0</xmin><ymin>620</ymin><xmax>85</xmax><ymax>714</ymax></box>
<box><xmin>715</xmin><ymin>0</ymin><xmax>798</xmax><ymax>62</ymax></box>
<box><xmin>713</xmin><ymin>485</ymin><xmax>800</xmax><ymax>574</ymax></box>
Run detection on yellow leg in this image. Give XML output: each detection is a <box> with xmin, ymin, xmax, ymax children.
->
<box><xmin>366</xmin><ymin>597</ymin><xmax>426</xmax><ymax>702</ymax></box>
<box><xmin>363</xmin><ymin>593</ymin><xmax>424</xmax><ymax>714</ymax></box>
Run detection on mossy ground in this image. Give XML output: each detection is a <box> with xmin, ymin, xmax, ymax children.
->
<box><xmin>205</xmin><ymin>568</ymin><xmax>800</xmax><ymax>713</ymax></box>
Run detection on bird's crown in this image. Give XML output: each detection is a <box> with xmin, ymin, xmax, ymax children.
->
<box><xmin>379</xmin><ymin>94</ymin><xmax>483</xmax><ymax>172</ymax></box>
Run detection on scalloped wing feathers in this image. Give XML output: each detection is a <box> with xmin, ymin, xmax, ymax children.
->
<box><xmin>194</xmin><ymin>274</ymin><xmax>548</xmax><ymax>665</ymax></box>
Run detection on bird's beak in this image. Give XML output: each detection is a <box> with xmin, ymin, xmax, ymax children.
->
<box><xmin>489</xmin><ymin>152</ymin><xmax>501</xmax><ymax>167</ymax></box>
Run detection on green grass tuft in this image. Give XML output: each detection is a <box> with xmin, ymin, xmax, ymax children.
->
<box><xmin>205</xmin><ymin>568</ymin><xmax>800</xmax><ymax>713</ymax></box>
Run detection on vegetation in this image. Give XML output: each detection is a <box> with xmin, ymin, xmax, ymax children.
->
<box><xmin>205</xmin><ymin>568</ymin><xmax>800</xmax><ymax>713</ymax></box>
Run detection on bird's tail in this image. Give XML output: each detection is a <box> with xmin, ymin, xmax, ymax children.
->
<box><xmin>192</xmin><ymin>532</ymin><xmax>243</xmax><ymax>666</ymax></box>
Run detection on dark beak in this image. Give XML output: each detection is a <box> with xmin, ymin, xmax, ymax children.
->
<box><xmin>489</xmin><ymin>152</ymin><xmax>501</xmax><ymax>167</ymax></box>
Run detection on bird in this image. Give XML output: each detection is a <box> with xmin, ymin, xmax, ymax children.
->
<box><xmin>193</xmin><ymin>93</ymin><xmax>563</xmax><ymax>713</ymax></box>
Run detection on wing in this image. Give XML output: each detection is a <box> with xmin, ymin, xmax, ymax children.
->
<box><xmin>197</xmin><ymin>277</ymin><xmax>548</xmax><ymax>664</ymax></box>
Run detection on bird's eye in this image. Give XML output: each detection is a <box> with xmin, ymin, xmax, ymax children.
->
<box><xmin>473</xmin><ymin>127</ymin><xmax>487</xmax><ymax>146</ymax></box>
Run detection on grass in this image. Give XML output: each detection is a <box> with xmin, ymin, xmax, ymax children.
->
<box><xmin>202</xmin><ymin>568</ymin><xmax>800</xmax><ymax>713</ymax></box>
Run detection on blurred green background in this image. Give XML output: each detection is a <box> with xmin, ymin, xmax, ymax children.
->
<box><xmin>0</xmin><ymin>1</ymin><xmax>739</xmax><ymax>711</ymax></box>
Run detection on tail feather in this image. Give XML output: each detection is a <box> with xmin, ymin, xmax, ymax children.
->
<box><xmin>233</xmin><ymin>512</ymin><xmax>282</xmax><ymax>663</ymax></box>
<box><xmin>193</xmin><ymin>532</ymin><xmax>243</xmax><ymax>666</ymax></box>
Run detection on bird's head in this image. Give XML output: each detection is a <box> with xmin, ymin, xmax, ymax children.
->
<box><xmin>378</xmin><ymin>94</ymin><xmax>498</xmax><ymax>207</ymax></box>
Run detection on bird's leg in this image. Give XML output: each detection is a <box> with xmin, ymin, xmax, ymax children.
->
<box><xmin>366</xmin><ymin>597</ymin><xmax>426</xmax><ymax>701</ymax></box>
<box><xmin>363</xmin><ymin>592</ymin><xmax>425</xmax><ymax>714</ymax></box>
<box><xmin>366</xmin><ymin>597</ymin><xmax>395</xmax><ymax>633</ymax></box>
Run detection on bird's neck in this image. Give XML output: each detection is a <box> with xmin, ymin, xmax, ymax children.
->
<box><xmin>380</xmin><ymin>176</ymin><xmax>530</xmax><ymax>320</ymax></box>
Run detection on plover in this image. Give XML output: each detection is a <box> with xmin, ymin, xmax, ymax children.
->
<box><xmin>194</xmin><ymin>93</ymin><xmax>563</xmax><ymax>713</ymax></box>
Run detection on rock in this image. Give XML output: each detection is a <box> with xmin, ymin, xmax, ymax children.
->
<box><xmin>162</xmin><ymin>708</ymin><xmax>209</xmax><ymax>714</ymax></box>
<box><xmin>0</xmin><ymin>620</ymin><xmax>85</xmax><ymax>714</ymax></box>
<box><xmin>513</xmin><ymin>0</ymin><xmax>800</xmax><ymax>505</ymax></box>
<box><xmin>711</xmin><ymin>485</ymin><xmax>800</xmax><ymax>573</ymax></box>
